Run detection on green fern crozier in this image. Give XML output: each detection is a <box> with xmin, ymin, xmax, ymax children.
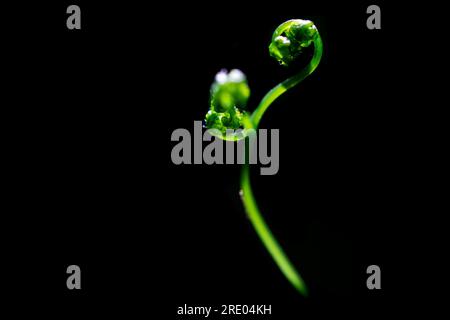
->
<box><xmin>204</xmin><ymin>19</ymin><xmax>323</xmax><ymax>296</ymax></box>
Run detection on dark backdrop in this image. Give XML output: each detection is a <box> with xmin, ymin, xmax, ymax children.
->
<box><xmin>3</xmin><ymin>0</ymin><xmax>420</xmax><ymax>318</ymax></box>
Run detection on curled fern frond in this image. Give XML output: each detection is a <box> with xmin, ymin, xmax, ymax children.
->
<box><xmin>202</xmin><ymin>19</ymin><xmax>323</xmax><ymax>296</ymax></box>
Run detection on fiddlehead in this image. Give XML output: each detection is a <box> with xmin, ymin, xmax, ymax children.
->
<box><xmin>252</xmin><ymin>19</ymin><xmax>323</xmax><ymax>127</ymax></box>
<box><xmin>204</xmin><ymin>19</ymin><xmax>323</xmax><ymax>296</ymax></box>
<box><xmin>205</xmin><ymin>69</ymin><xmax>251</xmax><ymax>141</ymax></box>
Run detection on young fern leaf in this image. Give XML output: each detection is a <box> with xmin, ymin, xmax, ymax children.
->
<box><xmin>205</xmin><ymin>69</ymin><xmax>251</xmax><ymax>141</ymax></box>
<box><xmin>204</xmin><ymin>19</ymin><xmax>323</xmax><ymax>296</ymax></box>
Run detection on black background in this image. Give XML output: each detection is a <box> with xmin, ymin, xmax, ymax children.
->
<box><xmin>3</xmin><ymin>0</ymin><xmax>428</xmax><ymax>318</ymax></box>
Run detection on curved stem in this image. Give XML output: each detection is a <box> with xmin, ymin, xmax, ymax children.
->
<box><xmin>240</xmin><ymin>35</ymin><xmax>323</xmax><ymax>296</ymax></box>
<box><xmin>240</xmin><ymin>165</ymin><xmax>308</xmax><ymax>295</ymax></box>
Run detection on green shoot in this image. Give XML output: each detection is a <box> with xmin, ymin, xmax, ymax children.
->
<box><xmin>204</xmin><ymin>19</ymin><xmax>323</xmax><ymax>296</ymax></box>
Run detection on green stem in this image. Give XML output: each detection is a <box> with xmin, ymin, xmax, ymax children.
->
<box><xmin>240</xmin><ymin>35</ymin><xmax>323</xmax><ymax>296</ymax></box>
